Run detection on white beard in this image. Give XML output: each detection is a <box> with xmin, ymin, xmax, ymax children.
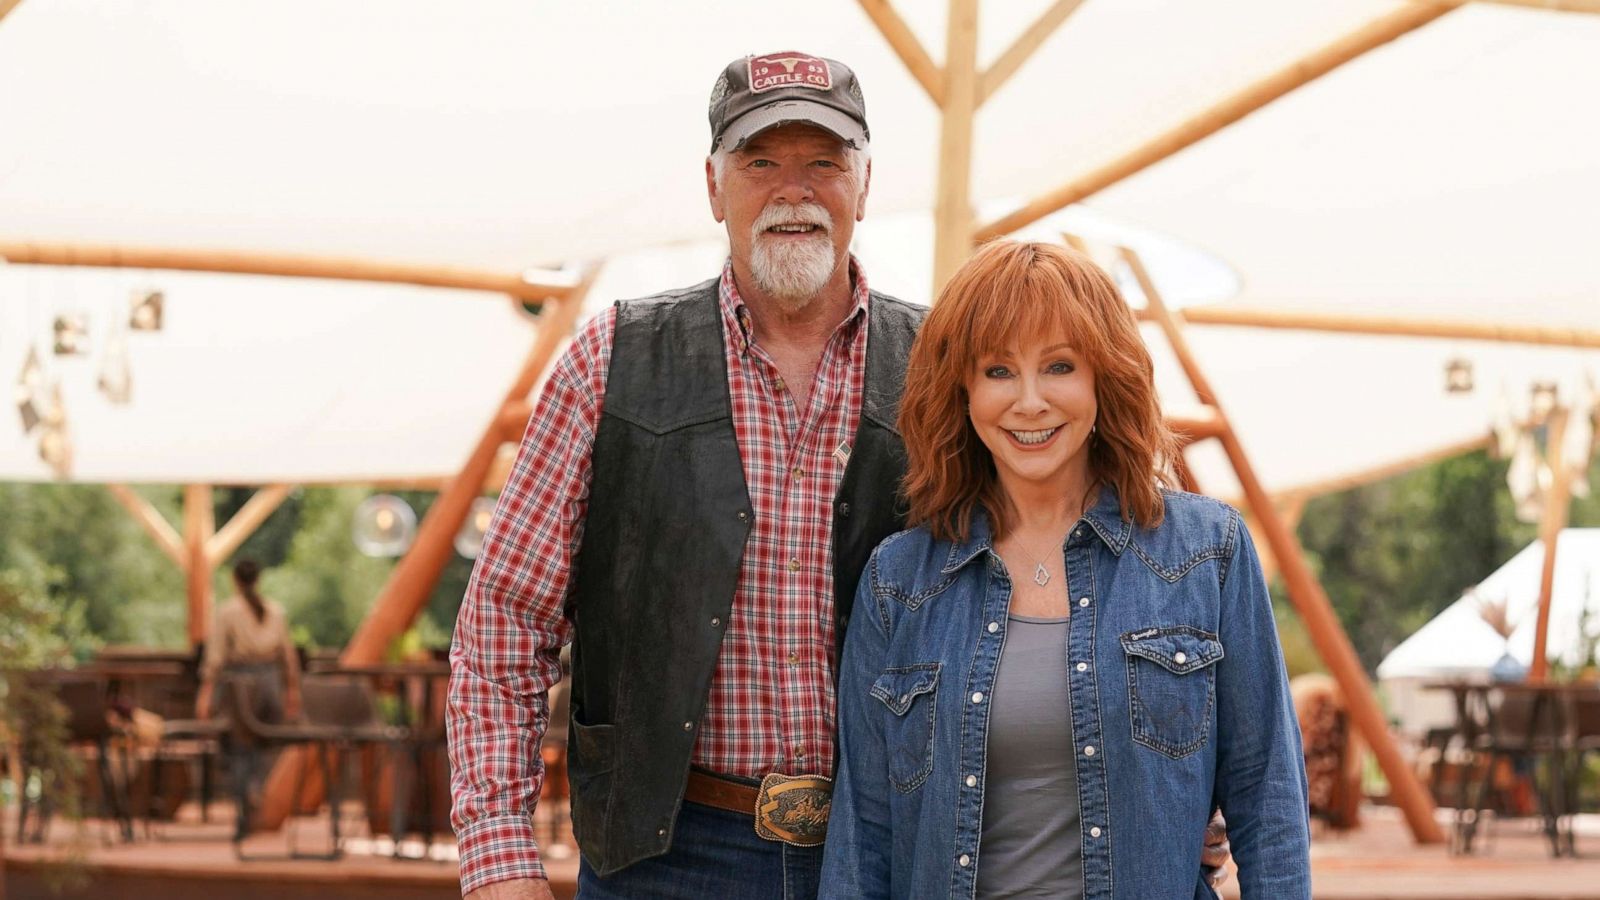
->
<box><xmin>749</xmin><ymin>202</ymin><xmax>837</xmax><ymax>313</ymax></box>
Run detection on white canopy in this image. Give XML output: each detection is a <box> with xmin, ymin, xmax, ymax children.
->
<box><xmin>1</xmin><ymin>1</ymin><xmax>1597</xmax><ymax>487</ymax></box>
<box><xmin>1377</xmin><ymin>528</ymin><xmax>1600</xmax><ymax>733</ymax></box>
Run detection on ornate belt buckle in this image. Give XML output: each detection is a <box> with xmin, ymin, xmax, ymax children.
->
<box><xmin>754</xmin><ymin>772</ymin><xmax>832</xmax><ymax>847</ymax></box>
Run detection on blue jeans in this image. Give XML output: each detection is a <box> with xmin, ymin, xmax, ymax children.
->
<box><xmin>578</xmin><ymin>801</ymin><xmax>823</xmax><ymax>899</ymax></box>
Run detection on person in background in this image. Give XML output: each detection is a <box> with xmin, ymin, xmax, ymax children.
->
<box><xmin>822</xmin><ymin>240</ymin><xmax>1310</xmax><ymax>899</ymax></box>
<box><xmin>196</xmin><ymin>558</ymin><xmax>302</xmax><ymax>837</ymax></box>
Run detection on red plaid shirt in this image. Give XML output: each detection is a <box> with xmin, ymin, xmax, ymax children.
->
<box><xmin>449</xmin><ymin>259</ymin><xmax>871</xmax><ymax>892</ymax></box>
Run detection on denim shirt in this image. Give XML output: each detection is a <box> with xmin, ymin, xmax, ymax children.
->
<box><xmin>820</xmin><ymin>488</ymin><xmax>1310</xmax><ymax>899</ymax></box>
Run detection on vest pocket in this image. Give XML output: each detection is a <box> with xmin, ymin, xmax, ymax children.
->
<box><xmin>1121</xmin><ymin>627</ymin><xmax>1224</xmax><ymax>760</ymax></box>
<box><xmin>869</xmin><ymin>664</ymin><xmax>940</xmax><ymax>793</ymax></box>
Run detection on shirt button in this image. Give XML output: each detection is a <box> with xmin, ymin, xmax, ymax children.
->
<box><xmin>775</xmin><ymin>377</ymin><xmax>786</xmax><ymax>392</ymax></box>
<box><xmin>1079</xmin><ymin>596</ymin><xmax>1090</xmax><ymax>608</ymax></box>
<box><xmin>838</xmin><ymin>502</ymin><xmax>851</xmax><ymax>517</ymax></box>
<box><xmin>682</xmin><ymin>721</ymin><xmax>694</xmax><ymax>732</ymax></box>
<box><xmin>658</xmin><ymin>827</ymin><xmax>667</xmax><ymax>837</ymax></box>
<box><xmin>792</xmin><ymin>467</ymin><xmax>804</xmax><ymax>481</ymax></box>
<box><xmin>788</xmin><ymin>652</ymin><xmax>799</xmax><ymax>665</ymax></box>
<box><xmin>793</xmin><ymin>743</ymin><xmax>805</xmax><ymax>758</ymax></box>
<box><xmin>1075</xmin><ymin>528</ymin><xmax>1082</xmax><ymax>537</ymax></box>
<box><xmin>958</xmin><ymin>854</ymin><xmax>971</xmax><ymax>868</ymax></box>
<box><xmin>971</xmin><ymin>692</ymin><xmax>984</xmax><ymax>704</ymax></box>
<box><xmin>1174</xmin><ymin>651</ymin><xmax>1188</xmax><ymax>665</ymax></box>
<box><xmin>737</xmin><ymin>510</ymin><xmax>749</xmax><ymax>521</ymax></box>
<box><xmin>1076</xmin><ymin>662</ymin><xmax>1088</xmax><ymax>672</ymax></box>
<box><xmin>965</xmin><ymin>774</ymin><xmax>977</xmax><ymax>787</ymax></box>
<box><xmin>1090</xmin><ymin>826</ymin><xmax>1102</xmax><ymax>838</ymax></box>
<box><xmin>1083</xmin><ymin>744</ymin><xmax>1096</xmax><ymax>757</ymax></box>
<box><xmin>710</xmin><ymin>617</ymin><xmax>721</xmax><ymax>627</ymax></box>
<box><xmin>987</xmin><ymin>622</ymin><xmax>999</xmax><ymax>634</ymax></box>
<box><xmin>788</xmin><ymin>558</ymin><xmax>801</xmax><ymax>572</ymax></box>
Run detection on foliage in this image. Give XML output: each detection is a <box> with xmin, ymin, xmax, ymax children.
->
<box><xmin>1294</xmin><ymin>449</ymin><xmax>1600</xmax><ymax>674</ymax></box>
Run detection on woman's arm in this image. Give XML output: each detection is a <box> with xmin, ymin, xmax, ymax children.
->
<box><xmin>819</xmin><ymin>549</ymin><xmax>894</xmax><ymax>900</ymax></box>
<box><xmin>1213</xmin><ymin>522</ymin><xmax>1312</xmax><ymax>898</ymax></box>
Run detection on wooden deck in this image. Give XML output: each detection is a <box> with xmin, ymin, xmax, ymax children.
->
<box><xmin>5</xmin><ymin>802</ymin><xmax>1599</xmax><ymax>898</ymax></box>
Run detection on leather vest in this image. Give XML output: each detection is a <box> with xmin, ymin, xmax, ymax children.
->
<box><xmin>566</xmin><ymin>277</ymin><xmax>925</xmax><ymax>875</ymax></box>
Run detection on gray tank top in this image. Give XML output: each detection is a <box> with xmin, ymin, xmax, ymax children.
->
<box><xmin>976</xmin><ymin>615</ymin><xmax>1084</xmax><ymax>900</ymax></box>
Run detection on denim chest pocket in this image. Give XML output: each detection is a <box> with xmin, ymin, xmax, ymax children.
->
<box><xmin>869</xmin><ymin>664</ymin><xmax>940</xmax><ymax>793</ymax></box>
<box><xmin>1121</xmin><ymin>627</ymin><xmax>1224</xmax><ymax>759</ymax></box>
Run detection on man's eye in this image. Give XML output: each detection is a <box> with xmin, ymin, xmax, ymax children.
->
<box><xmin>748</xmin><ymin>159</ymin><xmax>774</xmax><ymax>168</ymax></box>
<box><xmin>813</xmin><ymin>159</ymin><xmax>838</xmax><ymax>168</ymax></box>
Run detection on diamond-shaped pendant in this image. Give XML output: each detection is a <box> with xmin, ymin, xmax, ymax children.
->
<box><xmin>1033</xmin><ymin>563</ymin><xmax>1050</xmax><ymax>586</ymax></box>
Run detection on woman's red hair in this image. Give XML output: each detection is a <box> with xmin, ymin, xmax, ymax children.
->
<box><xmin>898</xmin><ymin>240</ymin><xmax>1178</xmax><ymax>541</ymax></box>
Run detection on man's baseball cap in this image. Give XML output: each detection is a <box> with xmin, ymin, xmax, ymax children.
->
<box><xmin>708</xmin><ymin>51</ymin><xmax>869</xmax><ymax>153</ymax></box>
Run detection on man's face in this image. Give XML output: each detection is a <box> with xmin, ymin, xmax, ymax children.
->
<box><xmin>706</xmin><ymin>123</ymin><xmax>870</xmax><ymax>311</ymax></box>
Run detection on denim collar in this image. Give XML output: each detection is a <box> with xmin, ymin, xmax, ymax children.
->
<box><xmin>940</xmin><ymin>484</ymin><xmax>1132</xmax><ymax>574</ymax></box>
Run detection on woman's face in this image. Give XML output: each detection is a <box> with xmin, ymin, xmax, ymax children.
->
<box><xmin>967</xmin><ymin>333</ymin><xmax>1097</xmax><ymax>497</ymax></box>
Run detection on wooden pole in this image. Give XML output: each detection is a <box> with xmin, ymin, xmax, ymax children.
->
<box><xmin>1529</xmin><ymin>407</ymin><xmax>1573</xmax><ymax>682</ymax></box>
<box><xmin>974</xmin><ymin>2</ymin><xmax>1455</xmax><ymax>241</ymax></box>
<box><xmin>855</xmin><ymin>0</ymin><xmax>945</xmax><ymax>105</ymax></box>
<box><xmin>978</xmin><ymin>0</ymin><xmax>1089</xmax><ymax>104</ymax></box>
<box><xmin>931</xmin><ymin>0</ymin><xmax>980</xmax><ymax>294</ymax></box>
<box><xmin>0</xmin><ymin>240</ymin><xmax>575</xmax><ymax>303</ymax></box>
<box><xmin>207</xmin><ymin>484</ymin><xmax>294</xmax><ymax>566</ymax></box>
<box><xmin>182</xmin><ymin>485</ymin><xmax>216</xmax><ymax>648</ymax></box>
<box><xmin>1449</xmin><ymin>0</ymin><xmax>1600</xmax><ymax>12</ymax></box>
<box><xmin>1137</xmin><ymin>305</ymin><xmax>1600</xmax><ymax>351</ymax></box>
<box><xmin>1123</xmin><ymin>247</ymin><xmax>1445</xmax><ymax>843</ymax></box>
<box><xmin>258</xmin><ymin>270</ymin><xmax>598</xmax><ymax>828</ymax></box>
<box><xmin>106</xmin><ymin>484</ymin><xmax>188</xmax><ymax>569</ymax></box>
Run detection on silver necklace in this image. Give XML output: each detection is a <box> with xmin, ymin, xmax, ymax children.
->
<box><xmin>1013</xmin><ymin>531</ymin><xmax>1067</xmax><ymax>587</ymax></box>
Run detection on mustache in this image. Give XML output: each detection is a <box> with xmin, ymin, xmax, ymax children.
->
<box><xmin>752</xmin><ymin>202</ymin><xmax>834</xmax><ymax>235</ymax></box>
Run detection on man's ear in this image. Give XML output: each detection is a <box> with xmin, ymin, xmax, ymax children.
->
<box><xmin>855</xmin><ymin>157</ymin><xmax>872</xmax><ymax>222</ymax></box>
<box><xmin>706</xmin><ymin>157</ymin><xmax>726</xmax><ymax>223</ymax></box>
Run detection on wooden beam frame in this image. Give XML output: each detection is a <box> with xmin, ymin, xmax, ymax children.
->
<box><xmin>856</xmin><ymin>0</ymin><xmax>945</xmax><ymax>105</ymax></box>
<box><xmin>0</xmin><ymin>240</ymin><xmax>575</xmax><ymax>303</ymax></box>
<box><xmin>182</xmin><ymin>485</ymin><xmax>216</xmax><ymax>647</ymax></box>
<box><xmin>0</xmin><ymin>0</ymin><xmax>27</xmax><ymax>26</ymax></box>
<box><xmin>1124</xmin><ymin>246</ymin><xmax>1444</xmax><ymax>844</ymax></box>
<box><xmin>1146</xmin><ymin>305</ymin><xmax>1600</xmax><ymax>350</ymax></box>
<box><xmin>974</xmin><ymin>2</ymin><xmax>1456</xmax><ymax>241</ymax></box>
<box><xmin>206</xmin><ymin>484</ymin><xmax>293</xmax><ymax>566</ymax></box>
<box><xmin>1441</xmin><ymin>0</ymin><xmax>1600</xmax><ymax>12</ymax></box>
<box><xmin>931</xmin><ymin>0</ymin><xmax>981</xmax><ymax>292</ymax></box>
<box><xmin>1529</xmin><ymin>407</ymin><xmax>1573</xmax><ymax>681</ymax></box>
<box><xmin>978</xmin><ymin>0</ymin><xmax>1089</xmax><ymax>103</ymax></box>
<box><xmin>106</xmin><ymin>484</ymin><xmax>186</xmax><ymax>569</ymax></box>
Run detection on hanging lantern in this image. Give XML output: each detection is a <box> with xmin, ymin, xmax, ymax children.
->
<box><xmin>1444</xmin><ymin>358</ymin><xmax>1474</xmax><ymax>394</ymax></box>
<box><xmin>352</xmin><ymin>494</ymin><xmax>417</xmax><ymax>557</ymax></box>
<box><xmin>1530</xmin><ymin>381</ymin><xmax>1559</xmax><ymax>423</ymax></box>
<box><xmin>97</xmin><ymin>330</ymin><xmax>133</xmax><ymax>404</ymax></box>
<box><xmin>453</xmin><ymin>496</ymin><xmax>498</xmax><ymax>559</ymax></box>
<box><xmin>52</xmin><ymin>312</ymin><xmax>89</xmax><ymax>356</ymax></box>
<box><xmin>129</xmin><ymin>289</ymin><xmax>164</xmax><ymax>331</ymax></box>
<box><xmin>14</xmin><ymin>346</ymin><xmax>45</xmax><ymax>433</ymax></box>
<box><xmin>37</xmin><ymin>381</ymin><xmax>72</xmax><ymax>479</ymax></box>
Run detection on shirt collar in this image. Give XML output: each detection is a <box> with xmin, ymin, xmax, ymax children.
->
<box><xmin>939</xmin><ymin>484</ymin><xmax>1134</xmax><ymax>575</ymax></box>
<box><xmin>718</xmin><ymin>255</ymin><xmax>871</xmax><ymax>356</ymax></box>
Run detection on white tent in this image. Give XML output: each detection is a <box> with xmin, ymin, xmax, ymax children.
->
<box><xmin>1</xmin><ymin>1</ymin><xmax>1597</xmax><ymax>488</ymax></box>
<box><xmin>1377</xmin><ymin>528</ymin><xmax>1600</xmax><ymax>733</ymax></box>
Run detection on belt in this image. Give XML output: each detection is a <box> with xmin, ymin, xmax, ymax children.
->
<box><xmin>684</xmin><ymin>768</ymin><xmax>833</xmax><ymax>847</ymax></box>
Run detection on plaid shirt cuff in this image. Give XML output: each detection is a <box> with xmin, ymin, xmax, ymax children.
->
<box><xmin>456</xmin><ymin>814</ymin><xmax>547</xmax><ymax>895</ymax></box>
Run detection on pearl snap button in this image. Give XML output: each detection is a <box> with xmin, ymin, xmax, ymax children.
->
<box><xmin>987</xmin><ymin>622</ymin><xmax>999</xmax><ymax>633</ymax></box>
<box><xmin>971</xmin><ymin>692</ymin><xmax>984</xmax><ymax>704</ymax></box>
<box><xmin>682</xmin><ymin>721</ymin><xmax>693</xmax><ymax>731</ymax></box>
<box><xmin>1083</xmin><ymin>744</ymin><xmax>1096</xmax><ymax>757</ymax></box>
<box><xmin>1090</xmin><ymin>826</ymin><xmax>1102</xmax><ymax>838</ymax></box>
<box><xmin>1078</xmin><ymin>597</ymin><xmax>1090</xmax><ymax>607</ymax></box>
<box><xmin>965</xmin><ymin>774</ymin><xmax>977</xmax><ymax>787</ymax></box>
<box><xmin>1174</xmin><ymin>651</ymin><xmax>1188</xmax><ymax>664</ymax></box>
<box><xmin>1076</xmin><ymin>662</ymin><xmax>1088</xmax><ymax>672</ymax></box>
<box><xmin>959</xmin><ymin>854</ymin><xmax>971</xmax><ymax>867</ymax></box>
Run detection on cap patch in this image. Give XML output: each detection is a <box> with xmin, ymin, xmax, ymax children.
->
<box><xmin>748</xmin><ymin>52</ymin><xmax>831</xmax><ymax>93</ymax></box>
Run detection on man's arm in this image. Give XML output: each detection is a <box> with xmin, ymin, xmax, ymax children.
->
<box><xmin>448</xmin><ymin>307</ymin><xmax>614</xmax><ymax>897</ymax></box>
